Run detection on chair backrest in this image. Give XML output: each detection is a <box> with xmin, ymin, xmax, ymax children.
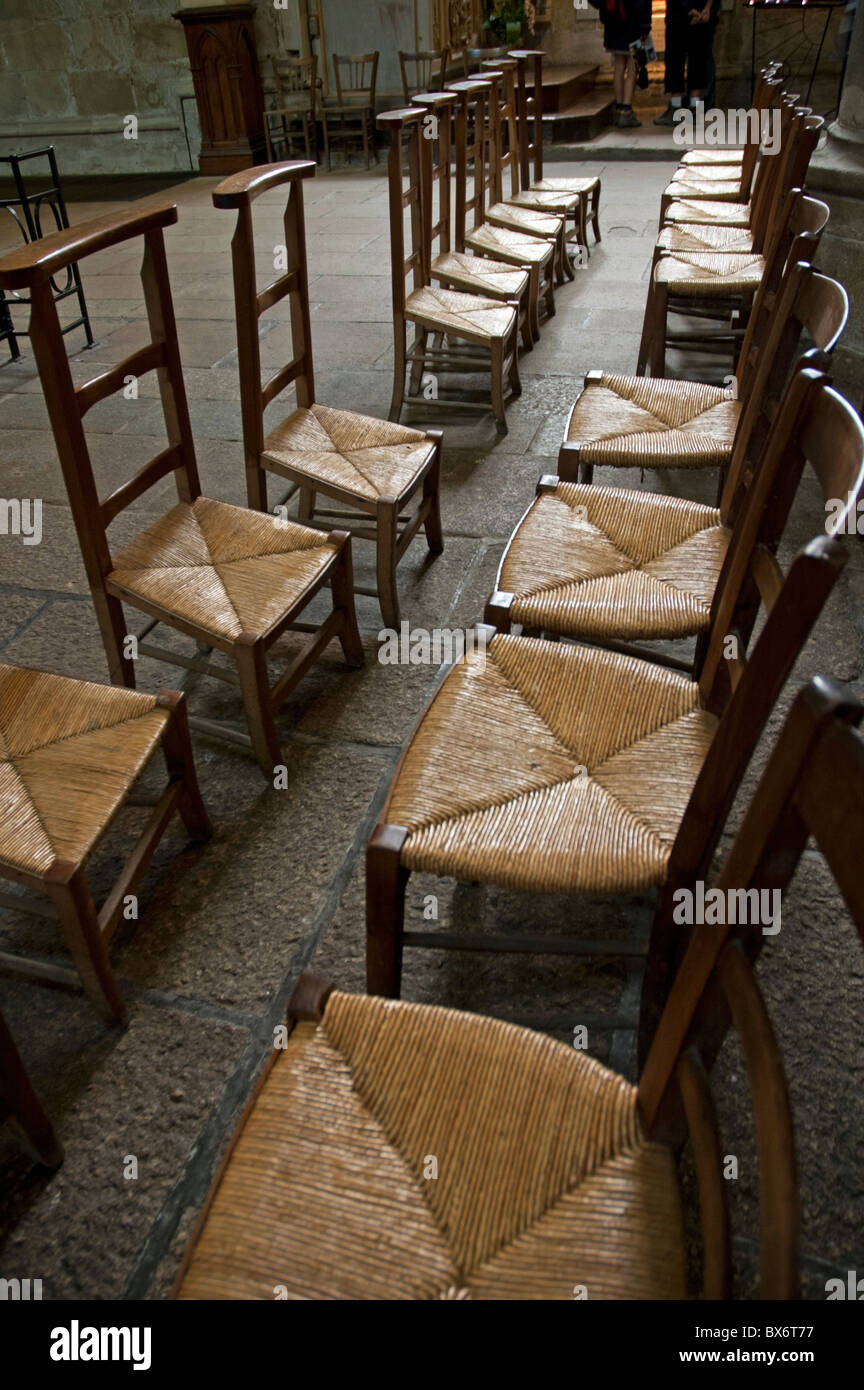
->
<box><xmin>638</xmin><ymin>675</ymin><xmax>864</xmax><ymax>1297</ymax></box>
<box><xmin>664</xmin><ymin>375</ymin><xmax>864</xmax><ymax>920</ymax></box>
<box><xmin>211</xmin><ymin>161</ymin><xmax>318</xmax><ymax>494</ymax></box>
<box><xmin>480</xmin><ymin>58</ymin><xmax>521</xmax><ymax>202</ymax></box>
<box><xmin>333</xmin><ymin>51</ymin><xmax>378</xmax><ymax>105</ymax></box>
<box><xmin>0</xmin><ymin>203</ymin><xmax>201</xmax><ymax>621</ymax></box>
<box><xmin>411</xmin><ymin>91</ymin><xmax>457</xmax><ymax>259</ymax></box>
<box><xmin>509</xmin><ymin>48</ymin><xmax>544</xmax><ymax>187</ymax></box>
<box><xmin>377</xmin><ymin>108</ymin><xmax>428</xmax><ymax>318</ymax></box>
<box><xmin>750</xmin><ymin>106</ymin><xmax>822</xmax><ymax>252</ymax></box>
<box><xmin>446</xmin><ymin>77</ymin><xmax>495</xmax><ymax>247</ymax></box>
<box><xmin>720</xmin><ymin>261</ymin><xmax>847</xmax><ymax>528</ymax></box>
<box><xmin>463</xmin><ymin>45</ymin><xmax>509</xmax><ymax>74</ymax></box>
<box><xmin>400</xmin><ymin>48</ymin><xmax>449</xmax><ymax>105</ymax></box>
<box><xmin>271</xmin><ymin>54</ymin><xmax>317</xmax><ymax>114</ymax></box>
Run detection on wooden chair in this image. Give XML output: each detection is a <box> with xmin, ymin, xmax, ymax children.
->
<box><xmin>0</xmin><ymin>203</ymin><xmax>364</xmax><ymax>778</ymax></box>
<box><xmin>469</xmin><ymin>68</ymin><xmax>574</xmax><ymax>286</ymax></box>
<box><xmin>0</xmin><ymin>664</ymin><xmax>211</xmax><ymax>1021</ymax></box>
<box><xmin>399</xmin><ymin>48</ymin><xmax>448</xmax><ymax>104</ymax></box>
<box><xmin>509</xmin><ymin>49</ymin><xmax>602</xmax><ymax>253</ymax></box>
<box><xmin>378</xmin><ymin>106</ymin><xmax>520</xmax><ymax>436</ymax></box>
<box><xmin>485</xmin><ymin>271</ymin><xmax>851</xmax><ymax>669</ymax></box>
<box><xmin>559</xmin><ymin>190</ymin><xmax>830</xmax><ymax>487</ymax></box>
<box><xmin>1</xmin><ymin>1006</ymin><xmax>63</xmax><ymax>1167</ymax></box>
<box><xmin>449</xmin><ymin>78</ymin><xmax>557</xmax><ymax>336</ymax></box>
<box><xmin>263</xmin><ymin>56</ymin><xmax>318</xmax><ymax>164</ymax></box>
<box><xmin>174</xmin><ymin>676</ymin><xmax>864</xmax><ymax>1300</ymax></box>
<box><xmin>409</xmin><ymin>89</ymin><xmax>535</xmax><ymax>351</ymax></box>
<box><xmin>322</xmin><ymin>52</ymin><xmax>379</xmax><ymax>170</ymax></box>
<box><xmin>481</xmin><ymin>59</ymin><xmax>587</xmax><ymax>268</ymax></box>
<box><xmin>364</xmin><ymin>377</ymin><xmax>863</xmax><ymax>1001</ymax></box>
<box><xmin>212</xmin><ymin>161</ymin><xmax>444</xmax><ymax>631</ymax></box>
<box><xmin>639</xmin><ymin>117</ymin><xmax>825</xmax><ymax>379</ymax></box>
<box><xmin>676</xmin><ymin>62</ymin><xmax>782</xmax><ymax>170</ymax></box>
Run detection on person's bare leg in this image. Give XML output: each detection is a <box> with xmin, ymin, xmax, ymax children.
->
<box><xmin>615</xmin><ymin>55</ymin><xmax>641</xmax><ymax>127</ymax></box>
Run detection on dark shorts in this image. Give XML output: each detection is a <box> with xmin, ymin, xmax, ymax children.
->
<box><xmin>664</xmin><ymin>19</ymin><xmax>717</xmax><ymax>94</ymax></box>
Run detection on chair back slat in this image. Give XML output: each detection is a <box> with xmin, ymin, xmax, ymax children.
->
<box><xmin>212</xmin><ymin>160</ymin><xmax>318</xmax><ymax>500</ymax></box>
<box><xmin>334</xmin><ymin>51</ymin><xmax>379</xmax><ymax>104</ymax></box>
<box><xmin>400</xmin><ymin>49</ymin><xmax>449</xmax><ymax>105</ymax></box>
<box><xmin>720</xmin><ymin>264</ymin><xmax>848</xmax><ymax>524</ymax></box>
<box><xmin>0</xmin><ymin>201</ymin><xmax>202</xmax><ymax>593</ymax></box>
<box><xmin>509</xmin><ymin>49</ymin><xmax>544</xmax><ymax>186</ymax></box>
<box><xmin>377</xmin><ymin>108</ymin><xmax>428</xmax><ymax>313</ymax></box>
<box><xmin>638</xmin><ymin>675</ymin><xmax>864</xmax><ymax>1297</ymax></box>
<box><xmin>480</xmin><ymin>60</ymin><xmax>520</xmax><ymax>200</ymax></box>
<box><xmin>411</xmin><ymin>91</ymin><xmax>456</xmax><ymax>257</ymax></box>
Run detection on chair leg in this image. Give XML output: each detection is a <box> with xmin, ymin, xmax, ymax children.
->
<box><xmin>330</xmin><ymin>534</ymin><xmax>364</xmax><ymax>667</ymax></box>
<box><xmin>527</xmin><ymin>263</ymin><xmax>541</xmax><ymax>342</ymax></box>
<box><xmin>156</xmin><ymin>691</ymin><xmax>213</xmax><ymax>843</ymax></box>
<box><xmin>323</xmin><ymin>116</ymin><xmax>331</xmax><ymax>170</ymax></box>
<box><xmin>375</xmin><ymin>501</ymin><xmax>400</xmax><ymax>629</ymax></box>
<box><xmin>45</xmin><ymin>862</ymin><xmax>127</xmax><ymax>1023</ymax></box>
<box><xmin>422</xmin><ymin>438</ymin><xmax>444</xmax><ymax>555</ymax></box>
<box><xmin>578</xmin><ymin>462</ymin><xmax>595</xmax><ymax>484</ymax></box>
<box><xmin>507</xmin><ymin>315</ymin><xmax>522</xmax><ymax>399</ymax></box>
<box><xmin>234</xmin><ymin>633</ymin><xmax>283</xmax><ymax>778</ymax></box>
<box><xmin>591</xmin><ymin>181</ymin><xmax>602</xmax><ymax>243</ymax></box>
<box><xmin>491</xmin><ymin>338</ymin><xmax>507</xmax><ymax>435</ymax></box>
<box><xmin>649</xmin><ymin>283</ymin><xmax>668</xmax><ymax>378</ymax></box>
<box><xmin>297</xmin><ymin>487</ymin><xmax>316</xmax><ymax>524</ymax></box>
<box><xmin>0</xmin><ymin>1011</ymin><xmax>63</xmax><ymax>1167</ymax></box>
<box><xmin>519</xmin><ymin>285</ymin><xmax>533</xmax><ymax>352</ymax></box>
<box><xmin>390</xmin><ymin>317</ymin><xmax>407</xmax><ymax>422</ymax></box>
<box><xmin>366</xmin><ymin>826</ymin><xmax>409</xmax><ymax>998</ymax></box>
<box><xmin>543</xmin><ymin>257</ymin><xmax>556</xmax><ymax>319</ymax></box>
<box><xmin>94</xmin><ymin>591</ymin><xmax>136</xmax><ymax>689</ymax></box>
<box><xmin>408</xmin><ymin>327</ymin><xmax>427</xmax><ymax>397</ymax></box>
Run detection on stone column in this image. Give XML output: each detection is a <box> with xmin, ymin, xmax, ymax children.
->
<box><xmin>809</xmin><ymin>2</ymin><xmax>864</xmax><ymax>400</ymax></box>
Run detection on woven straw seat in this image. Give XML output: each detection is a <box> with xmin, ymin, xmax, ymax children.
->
<box><xmin>565</xmin><ymin>371</ymin><xmax>740</xmax><ymax>468</ymax></box>
<box><xmin>505</xmin><ymin>188</ymin><xmax>579</xmax><ymax>215</ymax></box>
<box><xmin>664</xmin><ymin>198</ymin><xmax>751</xmax><ymax>227</ymax></box>
<box><xmin>430</xmin><ymin>249</ymin><xmax>529</xmax><ymax>301</ymax></box>
<box><xmin>486</xmin><ymin>202</ymin><xmax>562</xmax><ymax>239</ymax></box>
<box><xmin>679</xmin><ymin>147</ymin><xmax>744</xmax><ymax>166</ymax></box>
<box><xmin>405</xmin><ymin>283</ymin><xmax>516</xmax><ymax>343</ymax></box>
<box><xmin>109</xmin><ymin>496</ymin><xmax>338</xmax><ymax>643</ymax></box>
<box><xmin>465</xmin><ymin>222</ymin><xmax>554</xmax><ymax>268</ymax></box>
<box><xmin>532</xmin><ymin>175</ymin><xmax>599</xmax><ymax>196</ymax></box>
<box><xmin>262</xmin><ymin>403</ymin><xmax>435</xmax><ymax>504</ymax></box>
<box><xmin>0</xmin><ymin>666</ymin><xmax>169</xmax><ymax>876</ymax></box>
<box><xmin>664</xmin><ymin>177</ymin><xmax>742</xmax><ymax>201</ymax></box>
<box><xmin>671</xmin><ymin>162</ymin><xmax>742</xmax><ymax>182</ymax></box>
<box><xmin>654</xmin><ymin>251</ymin><xmax>765</xmax><ymax>296</ymax></box>
<box><xmin>384</xmin><ymin>634</ymin><xmax>717</xmax><ymax>894</ymax></box>
<box><xmin>175</xmin><ymin>990</ymin><xmax>686</xmax><ymax>1300</ymax></box>
<box><xmin>498</xmin><ymin>481</ymin><xmax>729</xmax><ymax>641</ymax></box>
<box><xmin>657</xmin><ymin>222</ymin><xmax>754</xmax><ymax>255</ymax></box>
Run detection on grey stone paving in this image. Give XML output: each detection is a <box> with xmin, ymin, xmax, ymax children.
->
<box><xmin>0</xmin><ymin>162</ymin><xmax>861</xmax><ymax>1300</ymax></box>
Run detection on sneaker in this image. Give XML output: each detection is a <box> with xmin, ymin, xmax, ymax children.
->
<box><xmin>653</xmin><ymin>105</ymin><xmax>681</xmax><ymax>127</ymax></box>
<box><xmin>616</xmin><ymin>107</ymin><xmax>642</xmax><ymax>128</ymax></box>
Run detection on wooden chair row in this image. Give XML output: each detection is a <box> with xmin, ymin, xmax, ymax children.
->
<box><xmin>377</xmin><ymin>49</ymin><xmax>597</xmax><ymax>435</ymax></box>
<box><xmin>0</xmin><ymin>162</ymin><xmax>446</xmax><ymax>1107</ymax></box>
<box><xmin>638</xmin><ymin>65</ymin><xmax>825</xmax><ymax>376</ymax></box>
<box><xmin>174</xmin><ymin>674</ymin><xmax>864</xmax><ymax>1299</ymax></box>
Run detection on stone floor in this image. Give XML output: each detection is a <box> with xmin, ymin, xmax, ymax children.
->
<box><xmin>0</xmin><ymin>160</ymin><xmax>861</xmax><ymax>1301</ymax></box>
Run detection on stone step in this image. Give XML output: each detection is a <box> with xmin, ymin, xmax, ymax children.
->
<box><xmin>527</xmin><ymin>63</ymin><xmax>600</xmax><ymax>114</ymax></box>
<box><xmin>542</xmin><ymin>93</ymin><xmax>616</xmax><ymax>144</ymax></box>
